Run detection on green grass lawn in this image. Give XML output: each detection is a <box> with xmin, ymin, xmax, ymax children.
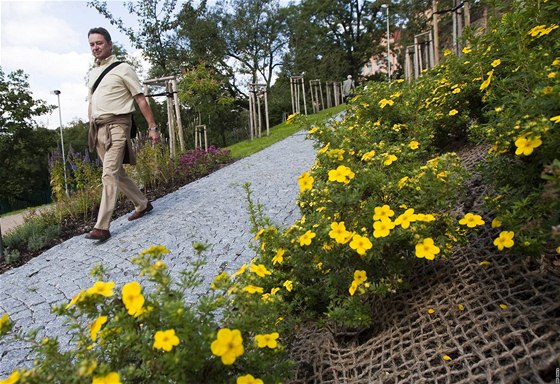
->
<box><xmin>226</xmin><ymin>104</ymin><xmax>345</xmax><ymax>159</ymax></box>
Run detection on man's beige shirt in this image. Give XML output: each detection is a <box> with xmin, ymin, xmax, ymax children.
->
<box><xmin>88</xmin><ymin>55</ymin><xmax>143</xmax><ymax>119</ymax></box>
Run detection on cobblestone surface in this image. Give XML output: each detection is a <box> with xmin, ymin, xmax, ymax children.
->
<box><xmin>0</xmin><ymin>131</ymin><xmax>316</xmax><ymax>376</ymax></box>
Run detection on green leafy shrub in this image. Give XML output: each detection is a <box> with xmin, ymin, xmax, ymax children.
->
<box><xmin>0</xmin><ymin>245</ymin><xmax>291</xmax><ymax>383</ymax></box>
<box><xmin>226</xmin><ymin>0</ymin><xmax>559</xmax><ymax>329</ymax></box>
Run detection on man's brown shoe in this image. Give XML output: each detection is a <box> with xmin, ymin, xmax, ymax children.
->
<box><xmin>128</xmin><ymin>202</ymin><xmax>153</xmax><ymax>221</ymax></box>
<box><xmin>85</xmin><ymin>228</ymin><xmax>111</xmax><ymax>241</ymax></box>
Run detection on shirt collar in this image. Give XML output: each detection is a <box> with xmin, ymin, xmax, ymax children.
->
<box><xmin>95</xmin><ymin>55</ymin><xmax>116</xmax><ymax>67</ymax></box>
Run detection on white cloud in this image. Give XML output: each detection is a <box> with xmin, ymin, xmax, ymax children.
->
<box><xmin>1</xmin><ymin>0</ymin><xmax>143</xmax><ymax>129</ymax></box>
<box><xmin>2</xmin><ymin>2</ymin><xmax>81</xmax><ymax>52</ymax></box>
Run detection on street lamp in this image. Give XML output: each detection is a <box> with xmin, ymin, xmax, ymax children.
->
<box><xmin>381</xmin><ymin>4</ymin><xmax>391</xmax><ymax>82</ymax></box>
<box><xmin>51</xmin><ymin>90</ymin><xmax>69</xmax><ymax>196</ymax></box>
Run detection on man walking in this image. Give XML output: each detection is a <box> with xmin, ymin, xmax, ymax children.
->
<box><xmin>85</xmin><ymin>27</ymin><xmax>160</xmax><ymax>241</ymax></box>
<box><xmin>342</xmin><ymin>74</ymin><xmax>355</xmax><ymax>103</ymax></box>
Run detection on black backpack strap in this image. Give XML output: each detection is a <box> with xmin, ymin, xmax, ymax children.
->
<box><xmin>91</xmin><ymin>61</ymin><xmax>123</xmax><ymax>94</ymax></box>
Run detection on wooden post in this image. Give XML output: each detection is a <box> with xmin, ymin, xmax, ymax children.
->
<box><xmin>195</xmin><ymin>125</ymin><xmax>208</xmax><ymax>151</ymax></box>
<box><xmin>144</xmin><ymin>75</ymin><xmax>185</xmax><ymax>158</ymax></box>
<box><xmin>0</xmin><ymin>222</ymin><xmax>4</xmax><ymax>262</ymax></box>
<box><xmin>290</xmin><ymin>76</ymin><xmax>306</xmax><ymax>115</ymax></box>
<box><xmin>432</xmin><ymin>0</ymin><xmax>440</xmax><ymax>65</ymax></box>
<box><xmin>171</xmin><ymin>79</ymin><xmax>185</xmax><ymax>152</ymax></box>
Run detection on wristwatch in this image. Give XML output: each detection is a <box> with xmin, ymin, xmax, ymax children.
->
<box><xmin>148</xmin><ymin>126</ymin><xmax>158</xmax><ymax>132</ymax></box>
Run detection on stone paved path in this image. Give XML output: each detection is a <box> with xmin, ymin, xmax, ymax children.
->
<box><xmin>0</xmin><ymin>131</ymin><xmax>316</xmax><ymax>377</ymax></box>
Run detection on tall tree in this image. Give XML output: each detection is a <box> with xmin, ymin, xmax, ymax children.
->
<box><xmin>284</xmin><ymin>0</ymin><xmax>380</xmax><ymax>82</ymax></box>
<box><xmin>87</xmin><ymin>0</ymin><xmax>184</xmax><ymax>77</ymax></box>
<box><xmin>0</xmin><ymin>68</ymin><xmax>57</xmax><ymax>205</ymax></box>
<box><xmin>215</xmin><ymin>0</ymin><xmax>289</xmax><ymax>93</ymax></box>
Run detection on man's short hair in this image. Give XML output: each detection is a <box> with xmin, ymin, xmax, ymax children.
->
<box><xmin>88</xmin><ymin>27</ymin><xmax>112</xmax><ymax>43</ymax></box>
<box><xmin>347</xmin><ymin>75</ymin><xmax>352</xmax><ymax>79</ymax></box>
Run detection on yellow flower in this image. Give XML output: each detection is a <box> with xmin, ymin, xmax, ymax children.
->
<box><xmin>408</xmin><ymin>140</ymin><xmax>419</xmax><ymax>150</ymax></box>
<box><xmin>272</xmin><ymin>248</ymin><xmax>285</xmax><ymax>264</ymax></box>
<box><xmin>92</xmin><ymin>372</ymin><xmax>121</xmax><ymax>384</ymax></box>
<box><xmin>415</xmin><ymin>238</ymin><xmax>441</xmax><ymax>260</ymax></box>
<box><xmin>353</xmin><ymin>270</ymin><xmax>367</xmax><ymax>285</ymax></box>
<box><xmin>348</xmin><ymin>280</ymin><xmax>359</xmax><ymax>296</ymax></box>
<box><xmin>528</xmin><ymin>24</ymin><xmax>558</xmax><ymax>37</ymax></box>
<box><xmin>395</xmin><ymin>208</ymin><xmax>417</xmax><ymax>229</ymax></box>
<box><xmin>491</xmin><ymin>59</ymin><xmax>501</xmax><ymax>67</ymax></box>
<box><xmin>122</xmin><ymin>282</ymin><xmax>145</xmax><ymax>317</ymax></box>
<box><xmin>90</xmin><ymin>316</ymin><xmax>108</xmax><ymax>342</ymax></box>
<box><xmin>493</xmin><ymin>231</ymin><xmax>515</xmax><ymax>251</ymax></box>
<box><xmin>286</xmin><ymin>112</ymin><xmax>299</xmax><ymax>123</ymax></box>
<box><xmin>378</xmin><ymin>98</ymin><xmax>395</xmax><ymax>108</ymax></box>
<box><xmin>349</xmin><ymin>234</ymin><xmax>373</xmax><ymax>256</ymax></box>
<box><xmin>237</xmin><ymin>374</ymin><xmax>264</xmax><ymax>384</ymax></box>
<box><xmin>243</xmin><ymin>285</ymin><xmax>264</xmax><ymax>294</ymax></box>
<box><xmin>328</xmin><ymin>165</ymin><xmax>355</xmax><ymax>183</ymax></box>
<box><xmin>153</xmin><ymin>329</ymin><xmax>180</xmax><ymax>352</ymax></box>
<box><xmin>416</xmin><ymin>213</ymin><xmax>436</xmax><ymax>222</ymax></box>
<box><xmin>0</xmin><ymin>371</ymin><xmax>20</xmax><ymax>384</ymax></box>
<box><xmin>361</xmin><ymin>150</ymin><xmax>376</xmax><ymax>161</ymax></box>
<box><xmin>298</xmin><ymin>171</ymin><xmax>314</xmax><ymax>193</ymax></box>
<box><xmin>480</xmin><ymin>261</ymin><xmax>491</xmax><ymax>268</ymax></box>
<box><xmin>499</xmin><ymin>303</ymin><xmax>508</xmax><ymax>310</ymax></box>
<box><xmin>0</xmin><ymin>313</ymin><xmax>11</xmax><ymax>334</ymax></box>
<box><xmin>443</xmin><ymin>49</ymin><xmax>452</xmax><ymax>56</ymax></box>
<box><xmin>480</xmin><ymin>69</ymin><xmax>494</xmax><ymax>91</ymax></box>
<box><xmin>452</xmin><ymin>87</ymin><xmax>461</xmax><ymax>94</ymax></box>
<box><xmin>462</xmin><ymin>46</ymin><xmax>472</xmax><ymax>54</ymax></box>
<box><xmin>373</xmin><ymin>219</ymin><xmax>395</xmax><ymax>238</ymax></box>
<box><xmin>553</xmin><ymin>58</ymin><xmax>560</xmax><ymax>66</ymax></box>
<box><xmin>87</xmin><ymin>281</ymin><xmax>115</xmax><ymax>297</ymax></box>
<box><xmin>448</xmin><ymin>109</ymin><xmax>459</xmax><ymax>116</ymax></box>
<box><xmin>550</xmin><ymin>115</ymin><xmax>560</xmax><ymax>123</ymax></box>
<box><xmin>442</xmin><ymin>355</ymin><xmax>452</xmax><ymax>361</ymax></box>
<box><xmin>283</xmin><ymin>280</ymin><xmax>293</xmax><ymax>292</ymax></box>
<box><xmin>140</xmin><ymin>245</ymin><xmax>170</xmax><ymax>256</ymax></box>
<box><xmin>250</xmin><ymin>264</ymin><xmax>272</xmax><ymax>277</ymax></box>
<box><xmin>383</xmin><ymin>154</ymin><xmax>398</xmax><ymax>166</ymax></box>
<box><xmin>255</xmin><ymin>332</ymin><xmax>279</xmax><ymax>349</ymax></box>
<box><xmin>232</xmin><ymin>263</ymin><xmax>247</xmax><ymax>277</ymax></box>
<box><xmin>491</xmin><ymin>218</ymin><xmax>502</xmax><ymax>228</ymax></box>
<box><xmin>459</xmin><ymin>213</ymin><xmax>485</xmax><ymax>228</ymax></box>
<box><xmin>398</xmin><ymin>176</ymin><xmax>409</xmax><ymax>188</ymax></box>
<box><xmin>373</xmin><ymin>205</ymin><xmax>394</xmax><ymax>221</ymax></box>
<box><xmin>328</xmin><ymin>221</ymin><xmax>353</xmax><ymax>244</ymax></box>
<box><xmin>514</xmin><ymin>136</ymin><xmax>542</xmax><ymax>156</ymax></box>
<box><xmin>211</xmin><ymin>328</ymin><xmax>244</xmax><ymax>365</ymax></box>
<box><xmin>427</xmin><ymin>308</ymin><xmax>436</xmax><ymax>314</ymax></box>
<box><xmin>66</xmin><ymin>290</ymin><xmax>86</xmax><ymax>309</ymax></box>
<box><xmin>548</xmin><ymin>72</ymin><xmax>557</xmax><ymax>79</ymax></box>
<box><xmin>299</xmin><ymin>230</ymin><xmax>316</xmax><ymax>246</ymax></box>
<box><xmin>458</xmin><ymin>304</ymin><xmax>465</xmax><ymax>311</ymax></box>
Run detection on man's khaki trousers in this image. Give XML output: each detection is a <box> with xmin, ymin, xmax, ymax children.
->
<box><xmin>94</xmin><ymin>122</ymin><xmax>148</xmax><ymax>230</ymax></box>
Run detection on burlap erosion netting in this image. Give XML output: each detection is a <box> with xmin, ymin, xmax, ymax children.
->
<box><xmin>288</xmin><ymin>146</ymin><xmax>560</xmax><ymax>383</ymax></box>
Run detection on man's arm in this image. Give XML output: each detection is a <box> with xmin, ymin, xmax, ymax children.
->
<box><xmin>134</xmin><ymin>93</ymin><xmax>160</xmax><ymax>143</ymax></box>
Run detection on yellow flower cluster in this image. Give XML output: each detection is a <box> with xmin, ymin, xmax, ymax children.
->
<box><xmin>211</xmin><ymin>328</ymin><xmax>244</xmax><ymax>365</ymax></box>
<box><xmin>528</xmin><ymin>24</ymin><xmax>558</xmax><ymax>38</ymax></box>
<box><xmin>349</xmin><ymin>270</ymin><xmax>368</xmax><ymax>296</ymax></box>
<box><xmin>328</xmin><ymin>165</ymin><xmax>355</xmax><ymax>183</ymax></box>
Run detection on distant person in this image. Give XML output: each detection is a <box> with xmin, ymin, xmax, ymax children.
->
<box><xmin>342</xmin><ymin>74</ymin><xmax>355</xmax><ymax>103</ymax></box>
<box><xmin>85</xmin><ymin>27</ymin><xmax>160</xmax><ymax>241</ymax></box>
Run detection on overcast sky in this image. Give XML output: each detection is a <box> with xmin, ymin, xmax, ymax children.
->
<box><xmin>0</xmin><ymin>0</ymin><xmax>150</xmax><ymax>129</ymax></box>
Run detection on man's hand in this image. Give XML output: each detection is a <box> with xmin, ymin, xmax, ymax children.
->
<box><xmin>148</xmin><ymin>129</ymin><xmax>160</xmax><ymax>145</ymax></box>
